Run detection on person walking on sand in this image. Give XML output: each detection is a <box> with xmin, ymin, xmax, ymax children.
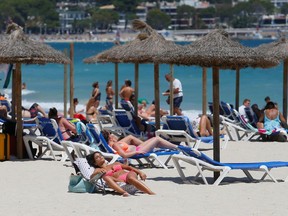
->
<box><xmin>163</xmin><ymin>73</ymin><xmax>183</xmax><ymax>115</ymax></box>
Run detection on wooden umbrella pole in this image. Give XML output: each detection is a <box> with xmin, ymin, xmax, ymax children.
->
<box><xmin>64</xmin><ymin>48</ymin><xmax>68</xmax><ymax>118</ymax></box>
<box><xmin>70</xmin><ymin>43</ymin><xmax>74</xmax><ymax>117</ymax></box>
<box><xmin>283</xmin><ymin>59</ymin><xmax>288</xmax><ymax>120</ymax></box>
<box><xmin>212</xmin><ymin>67</ymin><xmax>220</xmax><ymax>180</ymax></box>
<box><xmin>202</xmin><ymin>67</ymin><xmax>207</xmax><ymax>115</ymax></box>
<box><xmin>15</xmin><ymin>63</ymin><xmax>23</xmax><ymax>159</ymax></box>
<box><xmin>115</xmin><ymin>63</ymin><xmax>119</xmax><ymax>109</ymax></box>
<box><xmin>169</xmin><ymin>64</ymin><xmax>174</xmax><ymax>115</ymax></box>
<box><xmin>134</xmin><ymin>63</ymin><xmax>139</xmax><ymax>117</ymax></box>
<box><xmin>11</xmin><ymin>66</ymin><xmax>16</xmax><ymax>120</ymax></box>
<box><xmin>235</xmin><ymin>67</ymin><xmax>240</xmax><ymax>111</ymax></box>
<box><xmin>154</xmin><ymin>64</ymin><xmax>160</xmax><ymax>129</ymax></box>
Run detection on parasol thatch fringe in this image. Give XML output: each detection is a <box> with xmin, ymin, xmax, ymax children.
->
<box><xmin>132</xmin><ymin>19</ymin><xmax>153</xmax><ymax>32</ymax></box>
<box><xmin>254</xmin><ymin>37</ymin><xmax>288</xmax><ymax>60</ymax></box>
<box><xmin>6</xmin><ymin>22</ymin><xmax>22</xmax><ymax>34</ymax></box>
<box><xmin>137</xmin><ymin>33</ymin><xmax>149</xmax><ymax>41</ymax></box>
<box><xmin>0</xmin><ymin>26</ymin><xmax>70</xmax><ymax>64</ymax></box>
<box><xmin>155</xmin><ymin>29</ymin><xmax>279</xmax><ymax>69</ymax></box>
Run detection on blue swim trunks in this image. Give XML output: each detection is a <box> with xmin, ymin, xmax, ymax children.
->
<box><xmin>173</xmin><ymin>96</ymin><xmax>183</xmax><ymax>108</ymax></box>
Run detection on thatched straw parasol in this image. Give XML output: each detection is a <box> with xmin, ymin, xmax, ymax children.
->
<box><xmin>84</xmin><ymin>20</ymin><xmax>180</xmax><ymax>128</ymax></box>
<box><xmin>253</xmin><ymin>38</ymin><xmax>288</xmax><ymax>119</ymax></box>
<box><xmin>155</xmin><ymin>29</ymin><xmax>280</xmax><ymax>180</ymax></box>
<box><xmin>156</xmin><ymin>29</ymin><xmax>279</xmax><ymax>111</ymax></box>
<box><xmin>0</xmin><ymin>23</ymin><xmax>70</xmax><ymax>159</ymax></box>
<box><xmin>107</xmin><ymin>20</ymin><xmax>180</xmax><ymax>129</ymax></box>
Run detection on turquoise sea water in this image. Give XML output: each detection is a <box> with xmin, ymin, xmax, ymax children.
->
<box><xmin>0</xmin><ymin>39</ymin><xmax>282</xmax><ymax>119</ymax></box>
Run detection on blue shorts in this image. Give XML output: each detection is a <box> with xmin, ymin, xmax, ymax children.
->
<box><xmin>174</xmin><ymin>96</ymin><xmax>183</xmax><ymax>108</ymax></box>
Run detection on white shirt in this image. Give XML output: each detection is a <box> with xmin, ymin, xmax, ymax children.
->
<box><xmin>238</xmin><ymin>105</ymin><xmax>248</xmax><ymax>121</ymax></box>
<box><xmin>172</xmin><ymin>78</ymin><xmax>183</xmax><ymax>98</ymax></box>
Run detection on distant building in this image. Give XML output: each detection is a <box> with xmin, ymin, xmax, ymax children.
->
<box><xmin>58</xmin><ymin>10</ymin><xmax>86</xmax><ymax>33</ymax></box>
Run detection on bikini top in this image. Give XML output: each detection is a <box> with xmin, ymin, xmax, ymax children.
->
<box><xmin>111</xmin><ymin>141</ymin><xmax>129</xmax><ymax>153</ymax></box>
<box><xmin>105</xmin><ymin>164</ymin><xmax>123</xmax><ymax>177</ymax></box>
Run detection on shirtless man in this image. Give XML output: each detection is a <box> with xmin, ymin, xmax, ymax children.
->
<box><xmin>119</xmin><ymin>79</ymin><xmax>134</xmax><ymax>101</ymax></box>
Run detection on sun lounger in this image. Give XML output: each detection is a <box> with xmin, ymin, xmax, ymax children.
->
<box><xmin>87</xmin><ymin>124</ymin><xmax>179</xmax><ymax>169</ymax></box>
<box><xmin>173</xmin><ymin>145</ymin><xmax>288</xmax><ymax>185</ymax></box>
<box><xmin>156</xmin><ymin>115</ymin><xmax>228</xmax><ymax>149</ymax></box>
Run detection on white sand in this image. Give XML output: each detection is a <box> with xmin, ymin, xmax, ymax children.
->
<box><xmin>1</xmin><ymin>141</ymin><xmax>288</xmax><ymax>216</ymax></box>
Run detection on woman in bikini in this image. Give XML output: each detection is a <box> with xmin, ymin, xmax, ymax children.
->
<box><xmin>86</xmin><ymin>151</ymin><xmax>155</xmax><ymax>196</ymax></box>
<box><xmin>105</xmin><ymin>80</ymin><xmax>114</xmax><ymax>109</ymax></box>
<box><xmin>101</xmin><ymin>130</ymin><xmax>178</xmax><ymax>158</ymax></box>
<box><xmin>91</xmin><ymin>81</ymin><xmax>101</xmax><ymax>109</ymax></box>
<box><xmin>85</xmin><ymin>97</ymin><xmax>98</xmax><ymax>123</ymax></box>
<box><xmin>48</xmin><ymin>107</ymin><xmax>79</xmax><ymax>141</ymax></box>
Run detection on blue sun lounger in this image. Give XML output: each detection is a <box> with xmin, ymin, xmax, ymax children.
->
<box><xmin>172</xmin><ymin>145</ymin><xmax>288</xmax><ymax>185</ymax></box>
<box><xmin>86</xmin><ymin>123</ymin><xmax>179</xmax><ymax>169</ymax></box>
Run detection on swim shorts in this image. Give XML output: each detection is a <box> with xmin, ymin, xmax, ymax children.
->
<box><xmin>173</xmin><ymin>96</ymin><xmax>183</xmax><ymax>108</ymax></box>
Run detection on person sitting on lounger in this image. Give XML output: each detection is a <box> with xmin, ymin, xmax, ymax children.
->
<box><xmin>101</xmin><ymin>130</ymin><xmax>178</xmax><ymax>158</ymax></box>
<box><xmin>86</xmin><ymin>151</ymin><xmax>155</xmax><ymax>197</ymax></box>
<box><xmin>48</xmin><ymin>107</ymin><xmax>79</xmax><ymax>142</ymax></box>
<box><xmin>257</xmin><ymin>101</ymin><xmax>288</xmax><ymax>142</ymax></box>
<box><xmin>238</xmin><ymin>98</ymin><xmax>251</xmax><ymax>122</ymax></box>
<box><xmin>192</xmin><ymin>114</ymin><xmax>224</xmax><ymax>137</ymax></box>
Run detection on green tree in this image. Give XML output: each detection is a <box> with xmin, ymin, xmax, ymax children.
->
<box><xmin>113</xmin><ymin>0</ymin><xmax>140</xmax><ymax>29</ymax></box>
<box><xmin>146</xmin><ymin>8</ymin><xmax>171</xmax><ymax>30</ymax></box>
<box><xmin>176</xmin><ymin>5</ymin><xmax>195</xmax><ymax>29</ymax></box>
<box><xmin>92</xmin><ymin>9</ymin><xmax>119</xmax><ymax>31</ymax></box>
<box><xmin>231</xmin><ymin>15</ymin><xmax>257</xmax><ymax>28</ymax></box>
<box><xmin>0</xmin><ymin>0</ymin><xmax>58</xmax><ymax>33</ymax></box>
<box><xmin>280</xmin><ymin>3</ymin><xmax>288</xmax><ymax>14</ymax></box>
<box><xmin>95</xmin><ymin>0</ymin><xmax>114</xmax><ymax>6</ymax></box>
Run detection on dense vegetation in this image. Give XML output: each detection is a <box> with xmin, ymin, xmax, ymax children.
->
<box><xmin>0</xmin><ymin>0</ymin><xmax>285</xmax><ymax>33</ymax></box>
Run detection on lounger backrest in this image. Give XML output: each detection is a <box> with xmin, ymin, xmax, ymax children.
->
<box><xmin>165</xmin><ymin>115</ymin><xmax>198</xmax><ymax>138</ymax></box>
<box><xmin>86</xmin><ymin>124</ymin><xmax>109</xmax><ymax>153</ymax></box>
<box><xmin>220</xmin><ymin>101</ymin><xmax>233</xmax><ymax>119</ymax></box>
<box><xmin>98</xmin><ymin>132</ymin><xmax>115</xmax><ymax>154</ymax></box>
<box><xmin>244</xmin><ymin>107</ymin><xmax>258</xmax><ymax>126</ymax></box>
<box><xmin>0</xmin><ymin>100</ymin><xmax>11</xmax><ymax>113</ymax></box>
<box><xmin>120</xmin><ymin>100</ymin><xmax>135</xmax><ymax>116</ymax></box>
<box><xmin>208</xmin><ymin>102</ymin><xmax>225</xmax><ymax>116</ymax></box>
<box><xmin>113</xmin><ymin>109</ymin><xmax>142</xmax><ymax>135</ymax></box>
<box><xmin>37</xmin><ymin>117</ymin><xmax>61</xmax><ymax>143</ymax></box>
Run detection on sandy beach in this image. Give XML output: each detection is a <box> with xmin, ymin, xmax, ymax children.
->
<box><xmin>1</xmin><ymin>140</ymin><xmax>288</xmax><ymax>216</ymax></box>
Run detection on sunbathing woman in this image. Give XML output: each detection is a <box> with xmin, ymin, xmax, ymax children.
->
<box><xmin>48</xmin><ymin>107</ymin><xmax>79</xmax><ymax>141</ymax></box>
<box><xmin>86</xmin><ymin>151</ymin><xmax>155</xmax><ymax>196</ymax></box>
<box><xmin>101</xmin><ymin>130</ymin><xmax>178</xmax><ymax>158</ymax></box>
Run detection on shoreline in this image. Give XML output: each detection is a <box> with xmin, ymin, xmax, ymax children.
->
<box><xmin>24</xmin><ymin>29</ymin><xmax>278</xmax><ymax>43</ymax></box>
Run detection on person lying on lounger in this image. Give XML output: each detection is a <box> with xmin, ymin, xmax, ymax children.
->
<box><xmin>22</xmin><ymin>103</ymin><xmax>48</xmax><ymax>118</ymax></box>
<box><xmin>101</xmin><ymin>130</ymin><xmax>178</xmax><ymax>158</ymax></box>
<box><xmin>86</xmin><ymin>151</ymin><xmax>155</xmax><ymax>197</ymax></box>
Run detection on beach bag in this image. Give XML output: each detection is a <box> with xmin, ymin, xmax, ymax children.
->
<box><xmin>68</xmin><ymin>173</ymin><xmax>95</xmax><ymax>193</ymax></box>
<box><xmin>2</xmin><ymin>119</ymin><xmax>16</xmax><ymax>135</ymax></box>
